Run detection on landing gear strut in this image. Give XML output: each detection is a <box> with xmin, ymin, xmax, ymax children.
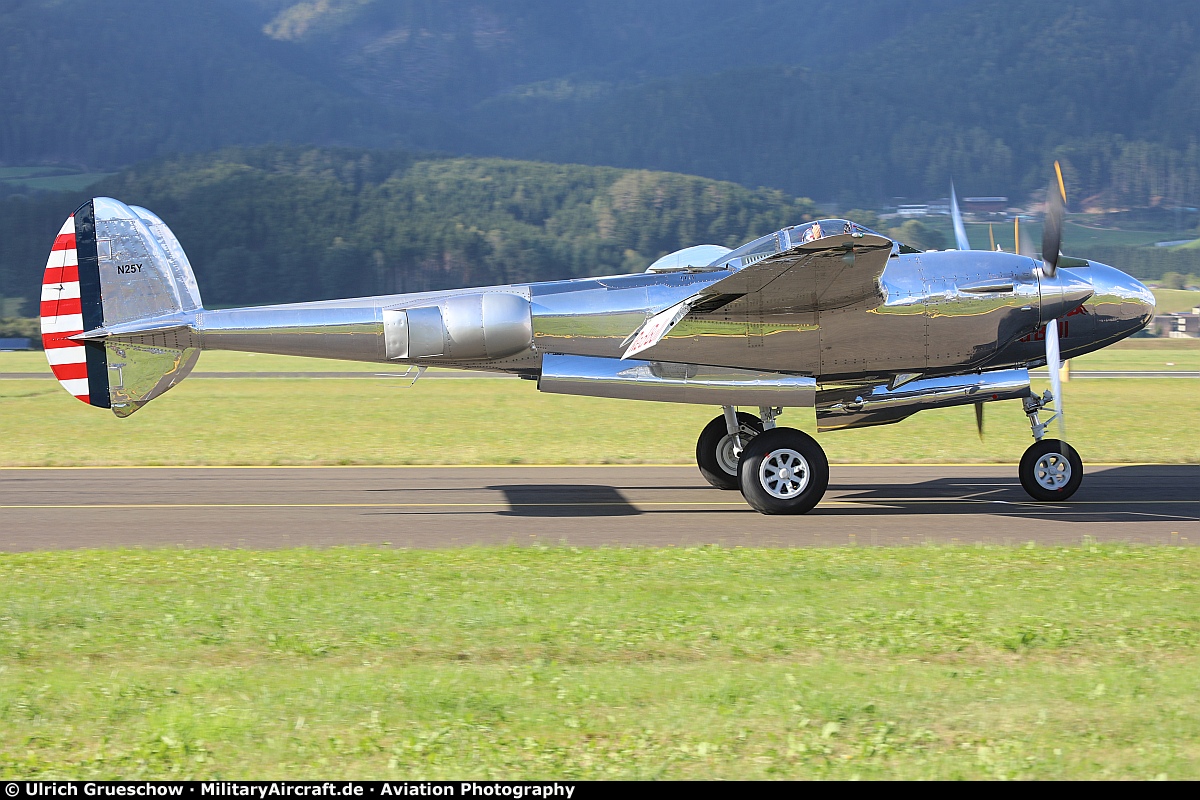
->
<box><xmin>1018</xmin><ymin>391</ymin><xmax>1083</xmax><ymax>501</ymax></box>
<box><xmin>695</xmin><ymin>407</ymin><xmax>764</xmax><ymax>490</ymax></box>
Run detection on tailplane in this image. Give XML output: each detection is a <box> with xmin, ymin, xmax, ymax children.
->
<box><xmin>39</xmin><ymin>198</ymin><xmax>202</xmax><ymax>417</ymax></box>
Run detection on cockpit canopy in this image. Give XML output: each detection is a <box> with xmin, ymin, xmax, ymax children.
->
<box><xmin>708</xmin><ymin>219</ymin><xmax>886</xmax><ymax>271</ymax></box>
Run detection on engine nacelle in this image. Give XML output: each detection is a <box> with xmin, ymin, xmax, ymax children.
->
<box><xmin>816</xmin><ymin>369</ymin><xmax>1031</xmax><ymax>431</ymax></box>
<box><xmin>383</xmin><ymin>292</ymin><xmax>532</xmax><ymax>361</ymax></box>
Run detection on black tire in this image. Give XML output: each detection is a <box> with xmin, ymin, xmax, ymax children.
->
<box><xmin>1018</xmin><ymin>439</ymin><xmax>1084</xmax><ymax>501</ymax></box>
<box><xmin>696</xmin><ymin>412</ymin><xmax>763</xmax><ymax>489</ymax></box>
<box><xmin>736</xmin><ymin>427</ymin><xmax>829</xmax><ymax>515</ymax></box>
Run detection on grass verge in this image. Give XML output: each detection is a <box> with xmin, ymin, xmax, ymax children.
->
<box><xmin>2</xmin><ymin>341</ymin><xmax>1198</xmax><ymax>374</ymax></box>
<box><xmin>1</xmin><ymin>545</ymin><xmax>1197</xmax><ymax>779</ymax></box>
<box><xmin>0</xmin><ymin>376</ymin><xmax>1197</xmax><ymax>466</ymax></box>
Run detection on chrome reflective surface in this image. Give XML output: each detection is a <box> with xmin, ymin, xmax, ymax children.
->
<box><xmin>72</xmin><ymin>197</ymin><xmax>1157</xmax><ymax>422</ymax></box>
<box><xmin>646</xmin><ymin>244</ymin><xmax>732</xmax><ymax>273</ymax></box>
<box><xmin>128</xmin><ymin>205</ymin><xmax>202</xmax><ymax>312</ymax></box>
<box><xmin>993</xmin><ymin>262</ymin><xmax>1155</xmax><ymax>367</ymax></box>
<box><xmin>539</xmin><ymin>354</ymin><xmax>817</xmax><ymax>406</ymax></box>
<box><xmin>104</xmin><ymin>341</ymin><xmax>199</xmax><ymax>418</ymax></box>
<box><xmin>93</xmin><ymin>197</ymin><xmax>195</xmax><ymax>326</ymax></box>
<box><xmin>198</xmin><ymin>305</ymin><xmax>387</xmax><ymax>362</ymax></box>
<box><xmin>816</xmin><ymin>369</ymin><xmax>1031</xmax><ymax>432</ymax></box>
<box><xmin>406</xmin><ymin>306</ymin><xmax>445</xmax><ymax>357</ymax></box>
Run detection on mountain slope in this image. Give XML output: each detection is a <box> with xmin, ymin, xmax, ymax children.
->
<box><xmin>0</xmin><ymin>0</ymin><xmax>405</xmax><ymax>167</ymax></box>
<box><xmin>2</xmin><ymin>0</ymin><xmax>1198</xmax><ymax>205</ymax></box>
<box><xmin>0</xmin><ymin>146</ymin><xmax>816</xmax><ymax>311</ymax></box>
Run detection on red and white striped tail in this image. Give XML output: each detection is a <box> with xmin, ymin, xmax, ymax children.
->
<box><xmin>40</xmin><ymin>210</ymin><xmax>108</xmax><ymax>407</ymax></box>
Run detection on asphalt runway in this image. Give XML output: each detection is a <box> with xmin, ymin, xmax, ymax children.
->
<box><xmin>1</xmin><ymin>464</ymin><xmax>1196</xmax><ymax>551</ymax></box>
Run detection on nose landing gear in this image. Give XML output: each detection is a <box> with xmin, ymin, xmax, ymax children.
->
<box><xmin>1018</xmin><ymin>391</ymin><xmax>1084</xmax><ymax>501</ymax></box>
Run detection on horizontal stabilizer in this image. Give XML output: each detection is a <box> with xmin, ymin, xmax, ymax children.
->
<box><xmin>105</xmin><ymin>341</ymin><xmax>200</xmax><ymax>418</ymax></box>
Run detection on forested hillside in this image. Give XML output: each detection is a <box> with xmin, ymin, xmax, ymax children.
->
<box><xmin>0</xmin><ymin>147</ymin><xmax>816</xmax><ymax>312</ymax></box>
<box><xmin>3</xmin><ymin>1</ymin><xmax>1199</xmax><ymax>205</ymax></box>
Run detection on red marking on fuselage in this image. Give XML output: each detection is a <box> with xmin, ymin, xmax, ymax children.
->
<box><xmin>1019</xmin><ymin>319</ymin><xmax>1069</xmax><ymax>343</ymax></box>
<box><xmin>1018</xmin><ymin>304</ymin><xmax>1087</xmax><ymax>342</ymax></box>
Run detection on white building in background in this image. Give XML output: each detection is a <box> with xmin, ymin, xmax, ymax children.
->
<box><xmin>1150</xmin><ymin>307</ymin><xmax>1200</xmax><ymax>337</ymax></box>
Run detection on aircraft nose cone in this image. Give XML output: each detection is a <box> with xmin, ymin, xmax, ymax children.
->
<box><xmin>1083</xmin><ymin>262</ymin><xmax>1156</xmax><ymax>336</ymax></box>
<box><xmin>1093</xmin><ymin>263</ymin><xmax>1155</xmax><ymax>323</ymax></box>
<box><xmin>1127</xmin><ymin>277</ymin><xmax>1156</xmax><ymax>324</ymax></box>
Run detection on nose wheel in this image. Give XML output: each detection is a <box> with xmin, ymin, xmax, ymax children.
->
<box><xmin>1018</xmin><ymin>392</ymin><xmax>1083</xmax><ymax>501</ymax></box>
<box><xmin>1019</xmin><ymin>439</ymin><xmax>1083</xmax><ymax>501</ymax></box>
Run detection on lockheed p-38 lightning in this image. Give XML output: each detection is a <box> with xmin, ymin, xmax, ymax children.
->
<box><xmin>37</xmin><ymin>171</ymin><xmax>1154</xmax><ymax>514</ymax></box>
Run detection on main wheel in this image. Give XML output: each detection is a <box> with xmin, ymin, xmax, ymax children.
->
<box><xmin>1018</xmin><ymin>439</ymin><xmax>1083</xmax><ymax>501</ymax></box>
<box><xmin>696</xmin><ymin>412</ymin><xmax>763</xmax><ymax>489</ymax></box>
<box><xmin>736</xmin><ymin>427</ymin><xmax>829</xmax><ymax>515</ymax></box>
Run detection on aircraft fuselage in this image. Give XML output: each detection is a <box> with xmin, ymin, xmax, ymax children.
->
<box><xmin>194</xmin><ymin>249</ymin><xmax>1154</xmax><ymax>384</ymax></box>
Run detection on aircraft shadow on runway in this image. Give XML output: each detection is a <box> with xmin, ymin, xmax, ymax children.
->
<box><xmin>360</xmin><ymin>465</ymin><xmax>1198</xmax><ymax>522</ymax></box>
<box><xmin>823</xmin><ymin>464</ymin><xmax>1200</xmax><ymax>524</ymax></box>
<box><xmin>487</xmin><ymin>485</ymin><xmax>642</xmax><ymax>517</ymax></box>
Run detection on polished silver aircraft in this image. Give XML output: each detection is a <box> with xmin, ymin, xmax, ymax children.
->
<box><xmin>39</xmin><ymin>166</ymin><xmax>1154</xmax><ymax>514</ymax></box>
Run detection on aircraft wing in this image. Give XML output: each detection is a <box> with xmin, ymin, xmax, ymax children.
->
<box><xmin>699</xmin><ymin>232</ymin><xmax>894</xmax><ymax>314</ymax></box>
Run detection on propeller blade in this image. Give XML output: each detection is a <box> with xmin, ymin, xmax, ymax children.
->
<box><xmin>989</xmin><ymin>223</ymin><xmax>997</xmax><ymax>251</ymax></box>
<box><xmin>950</xmin><ymin>182</ymin><xmax>971</xmax><ymax>250</ymax></box>
<box><xmin>1015</xmin><ymin>216</ymin><xmax>1037</xmax><ymax>259</ymax></box>
<box><xmin>1046</xmin><ymin>319</ymin><xmax>1066</xmax><ymax>438</ymax></box>
<box><xmin>974</xmin><ymin>401</ymin><xmax>984</xmax><ymax>440</ymax></box>
<box><xmin>1042</xmin><ymin>160</ymin><xmax>1067</xmax><ymax>276</ymax></box>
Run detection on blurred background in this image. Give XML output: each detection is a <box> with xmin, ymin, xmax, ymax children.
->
<box><xmin>2</xmin><ymin>0</ymin><xmax>1199</xmax><ymax>334</ymax></box>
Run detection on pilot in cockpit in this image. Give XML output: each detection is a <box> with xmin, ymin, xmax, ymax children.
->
<box><xmin>798</xmin><ymin>220</ymin><xmax>824</xmax><ymax>244</ymax></box>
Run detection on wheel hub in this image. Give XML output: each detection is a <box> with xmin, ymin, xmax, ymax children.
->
<box><xmin>716</xmin><ymin>434</ymin><xmax>740</xmax><ymax>475</ymax></box>
<box><xmin>1033</xmin><ymin>452</ymin><xmax>1072</xmax><ymax>490</ymax></box>
<box><xmin>716</xmin><ymin>427</ymin><xmax>758</xmax><ymax>476</ymax></box>
<box><xmin>759</xmin><ymin>448</ymin><xmax>811</xmax><ymax>499</ymax></box>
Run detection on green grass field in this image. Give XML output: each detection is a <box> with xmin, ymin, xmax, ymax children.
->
<box><xmin>1</xmin><ymin>546</ymin><xmax>1196</xmax><ymax>780</ymax></box>
<box><xmin>1151</xmin><ymin>289</ymin><xmax>1200</xmax><ymax>313</ymax></box>
<box><xmin>0</xmin><ymin>339</ymin><xmax>1195</xmax><ymax>375</ymax></box>
<box><xmin>0</xmin><ymin>166</ymin><xmax>113</xmax><ymax>193</ymax></box>
<box><xmin>0</xmin><ymin>374</ymin><xmax>1196</xmax><ymax>466</ymax></box>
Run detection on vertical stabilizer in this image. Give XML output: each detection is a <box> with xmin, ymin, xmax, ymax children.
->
<box><xmin>40</xmin><ymin>198</ymin><xmax>203</xmax><ymax>416</ymax></box>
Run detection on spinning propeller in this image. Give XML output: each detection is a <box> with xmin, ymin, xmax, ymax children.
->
<box><xmin>953</xmin><ymin>163</ymin><xmax>1071</xmax><ymax>439</ymax></box>
<box><xmin>1041</xmin><ymin>162</ymin><xmax>1069</xmax><ymax>438</ymax></box>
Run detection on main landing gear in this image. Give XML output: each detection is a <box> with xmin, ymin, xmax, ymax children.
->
<box><xmin>1018</xmin><ymin>391</ymin><xmax>1084</xmax><ymax>501</ymax></box>
<box><xmin>695</xmin><ymin>406</ymin><xmax>830</xmax><ymax>514</ymax></box>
